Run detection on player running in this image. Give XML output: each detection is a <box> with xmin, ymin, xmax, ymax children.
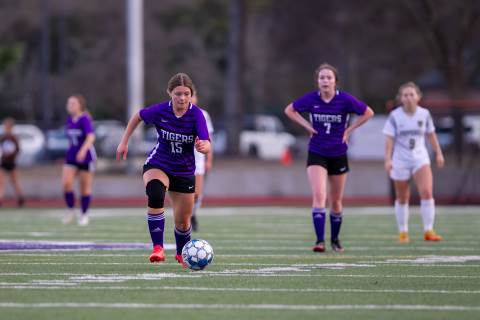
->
<box><xmin>190</xmin><ymin>94</ymin><xmax>214</xmax><ymax>231</ymax></box>
<box><xmin>383</xmin><ymin>82</ymin><xmax>445</xmax><ymax>243</ymax></box>
<box><xmin>0</xmin><ymin>118</ymin><xmax>25</xmax><ymax>207</ymax></box>
<box><xmin>62</xmin><ymin>95</ymin><xmax>96</xmax><ymax>226</ymax></box>
<box><xmin>285</xmin><ymin>63</ymin><xmax>374</xmax><ymax>253</ymax></box>
<box><xmin>116</xmin><ymin>73</ymin><xmax>211</xmax><ymax>266</ymax></box>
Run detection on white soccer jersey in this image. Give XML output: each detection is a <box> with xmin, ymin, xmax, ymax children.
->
<box><xmin>383</xmin><ymin>106</ymin><xmax>435</xmax><ymax>166</ymax></box>
<box><xmin>194</xmin><ymin>109</ymin><xmax>214</xmax><ymax>175</ymax></box>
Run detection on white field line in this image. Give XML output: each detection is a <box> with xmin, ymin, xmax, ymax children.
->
<box><xmin>0</xmin><ymin>285</ymin><xmax>479</xmax><ymax>295</ymax></box>
<box><xmin>0</xmin><ymin>302</ymin><xmax>479</xmax><ymax>311</ymax></box>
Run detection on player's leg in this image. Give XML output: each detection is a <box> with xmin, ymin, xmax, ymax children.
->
<box><xmin>78</xmin><ymin>168</ymin><xmax>94</xmax><ymax>226</ymax></box>
<box><xmin>143</xmin><ymin>168</ymin><xmax>169</xmax><ymax>262</ymax></box>
<box><xmin>393</xmin><ymin>180</ymin><xmax>410</xmax><ymax>243</ymax></box>
<box><xmin>62</xmin><ymin>165</ymin><xmax>77</xmax><ymax>224</ymax></box>
<box><xmin>191</xmin><ymin>174</ymin><xmax>204</xmax><ymax>231</ymax></box>
<box><xmin>307</xmin><ymin>165</ymin><xmax>328</xmax><ymax>252</ymax></box>
<box><xmin>328</xmin><ymin>173</ymin><xmax>348</xmax><ymax>253</ymax></box>
<box><xmin>170</xmin><ymin>191</ymin><xmax>195</xmax><ymax>267</ymax></box>
<box><xmin>0</xmin><ymin>169</ymin><xmax>5</xmax><ymax>207</ymax></box>
<box><xmin>9</xmin><ymin>168</ymin><xmax>25</xmax><ymax>207</ymax></box>
<box><xmin>413</xmin><ymin>164</ymin><xmax>442</xmax><ymax>241</ymax></box>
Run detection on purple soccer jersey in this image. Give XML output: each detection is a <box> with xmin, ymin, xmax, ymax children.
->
<box><xmin>140</xmin><ymin>101</ymin><xmax>210</xmax><ymax>177</ymax></box>
<box><xmin>65</xmin><ymin>113</ymin><xmax>96</xmax><ymax>164</ymax></box>
<box><xmin>293</xmin><ymin>90</ymin><xmax>367</xmax><ymax>157</ymax></box>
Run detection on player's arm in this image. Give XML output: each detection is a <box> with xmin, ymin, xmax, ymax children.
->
<box><xmin>116</xmin><ymin>112</ymin><xmax>142</xmax><ymax>160</ymax></box>
<box><xmin>284</xmin><ymin>103</ymin><xmax>317</xmax><ymax>136</ymax></box>
<box><xmin>427</xmin><ymin>132</ymin><xmax>445</xmax><ymax>168</ymax></box>
<box><xmin>343</xmin><ymin>106</ymin><xmax>374</xmax><ymax>144</ymax></box>
<box><xmin>384</xmin><ymin>135</ymin><xmax>394</xmax><ymax>172</ymax></box>
<box><xmin>206</xmin><ymin>139</ymin><xmax>214</xmax><ymax>171</ymax></box>
<box><xmin>195</xmin><ymin>138</ymin><xmax>211</xmax><ymax>155</ymax></box>
<box><xmin>76</xmin><ymin>133</ymin><xmax>96</xmax><ymax>162</ymax></box>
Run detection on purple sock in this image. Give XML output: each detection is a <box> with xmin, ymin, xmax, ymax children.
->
<box><xmin>312</xmin><ymin>208</ymin><xmax>326</xmax><ymax>244</ymax></box>
<box><xmin>80</xmin><ymin>195</ymin><xmax>91</xmax><ymax>215</ymax></box>
<box><xmin>174</xmin><ymin>225</ymin><xmax>192</xmax><ymax>255</ymax></box>
<box><xmin>147</xmin><ymin>212</ymin><xmax>165</xmax><ymax>247</ymax></box>
<box><xmin>330</xmin><ymin>211</ymin><xmax>343</xmax><ymax>240</ymax></box>
<box><xmin>64</xmin><ymin>192</ymin><xmax>75</xmax><ymax>209</ymax></box>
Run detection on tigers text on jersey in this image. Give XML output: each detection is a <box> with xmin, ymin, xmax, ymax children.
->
<box><xmin>65</xmin><ymin>113</ymin><xmax>96</xmax><ymax>164</ymax></box>
<box><xmin>293</xmin><ymin>90</ymin><xmax>367</xmax><ymax>157</ymax></box>
<box><xmin>139</xmin><ymin>101</ymin><xmax>210</xmax><ymax>177</ymax></box>
<box><xmin>383</xmin><ymin>106</ymin><xmax>435</xmax><ymax>165</ymax></box>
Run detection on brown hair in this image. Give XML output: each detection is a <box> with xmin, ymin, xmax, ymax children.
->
<box><xmin>3</xmin><ymin>117</ymin><xmax>15</xmax><ymax>126</ymax></box>
<box><xmin>315</xmin><ymin>63</ymin><xmax>339</xmax><ymax>85</ymax></box>
<box><xmin>167</xmin><ymin>73</ymin><xmax>196</xmax><ymax>95</ymax></box>
<box><xmin>396</xmin><ymin>81</ymin><xmax>422</xmax><ymax>102</ymax></box>
<box><xmin>69</xmin><ymin>94</ymin><xmax>92</xmax><ymax>118</ymax></box>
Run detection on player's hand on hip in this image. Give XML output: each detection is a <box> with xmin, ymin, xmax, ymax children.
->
<box><xmin>436</xmin><ymin>153</ymin><xmax>445</xmax><ymax>168</ymax></box>
<box><xmin>342</xmin><ymin>128</ymin><xmax>352</xmax><ymax>144</ymax></box>
<box><xmin>384</xmin><ymin>159</ymin><xmax>392</xmax><ymax>172</ymax></box>
<box><xmin>116</xmin><ymin>143</ymin><xmax>128</xmax><ymax>161</ymax></box>
<box><xmin>76</xmin><ymin>150</ymin><xmax>87</xmax><ymax>162</ymax></box>
<box><xmin>307</xmin><ymin>127</ymin><xmax>318</xmax><ymax>138</ymax></box>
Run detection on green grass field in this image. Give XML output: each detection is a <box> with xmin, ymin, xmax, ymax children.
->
<box><xmin>0</xmin><ymin>206</ymin><xmax>479</xmax><ymax>320</ymax></box>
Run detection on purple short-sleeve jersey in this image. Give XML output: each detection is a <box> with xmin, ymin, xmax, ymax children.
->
<box><xmin>293</xmin><ymin>90</ymin><xmax>367</xmax><ymax>157</ymax></box>
<box><xmin>65</xmin><ymin>113</ymin><xmax>96</xmax><ymax>164</ymax></box>
<box><xmin>140</xmin><ymin>101</ymin><xmax>210</xmax><ymax>177</ymax></box>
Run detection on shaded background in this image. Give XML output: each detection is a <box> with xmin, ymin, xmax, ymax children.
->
<box><xmin>1</xmin><ymin>0</ymin><xmax>479</xmax><ymax>204</ymax></box>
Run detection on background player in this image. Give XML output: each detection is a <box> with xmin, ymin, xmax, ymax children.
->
<box><xmin>62</xmin><ymin>95</ymin><xmax>96</xmax><ymax>226</ymax></box>
<box><xmin>284</xmin><ymin>63</ymin><xmax>374</xmax><ymax>253</ymax></box>
<box><xmin>190</xmin><ymin>94</ymin><xmax>214</xmax><ymax>231</ymax></box>
<box><xmin>383</xmin><ymin>82</ymin><xmax>445</xmax><ymax>243</ymax></box>
<box><xmin>0</xmin><ymin>118</ymin><xmax>25</xmax><ymax>207</ymax></box>
<box><xmin>116</xmin><ymin>73</ymin><xmax>210</xmax><ymax>266</ymax></box>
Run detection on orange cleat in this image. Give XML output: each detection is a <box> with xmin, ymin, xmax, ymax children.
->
<box><xmin>175</xmin><ymin>254</ymin><xmax>187</xmax><ymax>269</ymax></box>
<box><xmin>149</xmin><ymin>245</ymin><xmax>165</xmax><ymax>263</ymax></box>
<box><xmin>424</xmin><ymin>230</ymin><xmax>443</xmax><ymax>241</ymax></box>
<box><xmin>398</xmin><ymin>232</ymin><xmax>410</xmax><ymax>244</ymax></box>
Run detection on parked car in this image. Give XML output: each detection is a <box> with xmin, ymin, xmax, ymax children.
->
<box><xmin>435</xmin><ymin>115</ymin><xmax>480</xmax><ymax>149</ymax></box>
<box><xmin>239</xmin><ymin>115</ymin><xmax>296</xmax><ymax>160</ymax></box>
<box><xmin>0</xmin><ymin>124</ymin><xmax>45</xmax><ymax>166</ymax></box>
<box><xmin>45</xmin><ymin>127</ymin><xmax>70</xmax><ymax>159</ymax></box>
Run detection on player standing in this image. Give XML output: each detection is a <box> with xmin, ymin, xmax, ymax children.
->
<box><xmin>190</xmin><ymin>94</ymin><xmax>214</xmax><ymax>231</ymax></box>
<box><xmin>116</xmin><ymin>73</ymin><xmax>210</xmax><ymax>265</ymax></box>
<box><xmin>285</xmin><ymin>63</ymin><xmax>374</xmax><ymax>253</ymax></box>
<box><xmin>383</xmin><ymin>82</ymin><xmax>444</xmax><ymax>243</ymax></box>
<box><xmin>62</xmin><ymin>95</ymin><xmax>96</xmax><ymax>226</ymax></box>
<box><xmin>0</xmin><ymin>118</ymin><xmax>25</xmax><ymax>207</ymax></box>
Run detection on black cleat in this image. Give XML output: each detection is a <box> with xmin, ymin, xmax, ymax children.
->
<box><xmin>331</xmin><ymin>238</ymin><xmax>344</xmax><ymax>253</ymax></box>
<box><xmin>191</xmin><ymin>215</ymin><xmax>198</xmax><ymax>232</ymax></box>
<box><xmin>17</xmin><ymin>197</ymin><xmax>25</xmax><ymax>208</ymax></box>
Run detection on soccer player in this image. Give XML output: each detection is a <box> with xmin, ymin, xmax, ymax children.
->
<box><xmin>190</xmin><ymin>94</ymin><xmax>214</xmax><ymax>231</ymax></box>
<box><xmin>62</xmin><ymin>95</ymin><xmax>96</xmax><ymax>226</ymax></box>
<box><xmin>383</xmin><ymin>82</ymin><xmax>444</xmax><ymax>243</ymax></box>
<box><xmin>284</xmin><ymin>63</ymin><xmax>374</xmax><ymax>253</ymax></box>
<box><xmin>0</xmin><ymin>118</ymin><xmax>25</xmax><ymax>207</ymax></box>
<box><xmin>116</xmin><ymin>73</ymin><xmax>210</xmax><ymax>266</ymax></box>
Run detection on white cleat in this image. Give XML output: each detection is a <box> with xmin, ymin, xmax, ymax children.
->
<box><xmin>78</xmin><ymin>215</ymin><xmax>90</xmax><ymax>226</ymax></box>
<box><xmin>62</xmin><ymin>209</ymin><xmax>76</xmax><ymax>225</ymax></box>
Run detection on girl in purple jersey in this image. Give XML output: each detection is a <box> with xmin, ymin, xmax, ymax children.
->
<box><xmin>285</xmin><ymin>63</ymin><xmax>374</xmax><ymax>253</ymax></box>
<box><xmin>116</xmin><ymin>73</ymin><xmax>211</xmax><ymax>266</ymax></box>
<box><xmin>62</xmin><ymin>95</ymin><xmax>96</xmax><ymax>226</ymax></box>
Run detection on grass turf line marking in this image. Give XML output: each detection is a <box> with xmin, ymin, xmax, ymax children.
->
<box><xmin>0</xmin><ymin>302</ymin><xmax>479</xmax><ymax>311</ymax></box>
<box><xmin>1</xmin><ymin>285</ymin><xmax>479</xmax><ymax>295</ymax></box>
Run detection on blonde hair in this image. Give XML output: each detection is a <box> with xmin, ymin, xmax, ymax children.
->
<box><xmin>397</xmin><ymin>81</ymin><xmax>422</xmax><ymax>102</ymax></box>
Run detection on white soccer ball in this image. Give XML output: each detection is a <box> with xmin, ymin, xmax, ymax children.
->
<box><xmin>181</xmin><ymin>239</ymin><xmax>214</xmax><ymax>271</ymax></box>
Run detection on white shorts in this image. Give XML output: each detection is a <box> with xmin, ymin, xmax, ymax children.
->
<box><xmin>390</xmin><ymin>159</ymin><xmax>430</xmax><ymax>181</ymax></box>
<box><xmin>194</xmin><ymin>151</ymin><xmax>206</xmax><ymax>176</ymax></box>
